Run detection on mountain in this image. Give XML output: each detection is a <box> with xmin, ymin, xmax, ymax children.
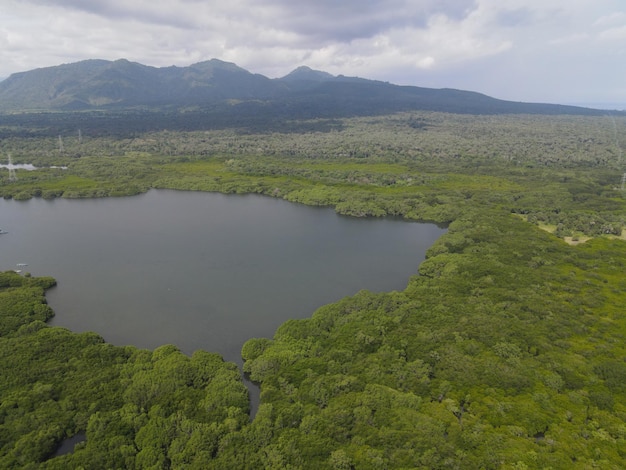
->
<box><xmin>0</xmin><ymin>58</ymin><xmax>615</xmax><ymax>117</ymax></box>
<box><xmin>277</xmin><ymin>66</ymin><xmax>338</xmax><ymax>92</ymax></box>
<box><xmin>280</xmin><ymin>66</ymin><xmax>335</xmax><ymax>82</ymax></box>
<box><xmin>0</xmin><ymin>59</ymin><xmax>283</xmax><ymax>110</ymax></box>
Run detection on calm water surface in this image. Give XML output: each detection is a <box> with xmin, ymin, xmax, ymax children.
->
<box><xmin>0</xmin><ymin>190</ymin><xmax>445</xmax><ymax>364</ymax></box>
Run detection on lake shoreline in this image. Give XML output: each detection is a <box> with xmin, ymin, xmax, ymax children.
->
<box><xmin>2</xmin><ymin>188</ymin><xmax>445</xmax><ymax>418</ymax></box>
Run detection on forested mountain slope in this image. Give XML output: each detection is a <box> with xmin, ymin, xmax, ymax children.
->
<box><xmin>0</xmin><ymin>58</ymin><xmax>614</xmax><ymax>117</ymax></box>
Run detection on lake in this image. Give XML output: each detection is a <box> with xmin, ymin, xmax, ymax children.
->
<box><xmin>0</xmin><ymin>190</ymin><xmax>445</xmax><ymax>364</ymax></box>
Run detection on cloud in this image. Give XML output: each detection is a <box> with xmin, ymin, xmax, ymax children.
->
<box><xmin>493</xmin><ymin>7</ymin><xmax>535</xmax><ymax>27</ymax></box>
<box><xmin>25</xmin><ymin>0</ymin><xmax>477</xmax><ymax>41</ymax></box>
<box><xmin>593</xmin><ymin>11</ymin><xmax>626</xmax><ymax>28</ymax></box>
<box><xmin>598</xmin><ymin>25</ymin><xmax>626</xmax><ymax>41</ymax></box>
<box><xmin>255</xmin><ymin>0</ymin><xmax>478</xmax><ymax>42</ymax></box>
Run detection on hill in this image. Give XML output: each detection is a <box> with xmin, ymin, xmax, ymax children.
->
<box><xmin>0</xmin><ymin>58</ymin><xmax>614</xmax><ymax>117</ymax></box>
<box><xmin>0</xmin><ymin>59</ymin><xmax>282</xmax><ymax>110</ymax></box>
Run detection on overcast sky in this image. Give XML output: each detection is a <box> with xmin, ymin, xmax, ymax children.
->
<box><xmin>1</xmin><ymin>0</ymin><xmax>625</xmax><ymax>106</ymax></box>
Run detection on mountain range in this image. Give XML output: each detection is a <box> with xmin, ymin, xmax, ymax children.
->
<box><xmin>0</xmin><ymin>58</ymin><xmax>614</xmax><ymax>117</ymax></box>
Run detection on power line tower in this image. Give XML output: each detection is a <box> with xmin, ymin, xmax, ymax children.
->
<box><xmin>7</xmin><ymin>154</ymin><xmax>17</xmax><ymax>182</ymax></box>
<box><xmin>621</xmin><ymin>172</ymin><xmax>626</xmax><ymax>191</ymax></box>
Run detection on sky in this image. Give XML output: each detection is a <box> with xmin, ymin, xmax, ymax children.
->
<box><xmin>1</xmin><ymin>0</ymin><xmax>625</xmax><ymax>107</ymax></box>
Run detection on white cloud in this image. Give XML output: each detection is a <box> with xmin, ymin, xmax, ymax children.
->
<box><xmin>549</xmin><ymin>33</ymin><xmax>590</xmax><ymax>46</ymax></box>
<box><xmin>598</xmin><ymin>25</ymin><xmax>626</xmax><ymax>41</ymax></box>
<box><xmin>593</xmin><ymin>11</ymin><xmax>626</xmax><ymax>27</ymax></box>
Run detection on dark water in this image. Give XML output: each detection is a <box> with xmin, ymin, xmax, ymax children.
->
<box><xmin>0</xmin><ymin>190</ymin><xmax>445</xmax><ymax>363</ymax></box>
<box><xmin>53</xmin><ymin>432</ymin><xmax>86</xmax><ymax>457</ymax></box>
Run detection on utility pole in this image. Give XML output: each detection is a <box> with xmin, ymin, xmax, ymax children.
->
<box><xmin>8</xmin><ymin>153</ymin><xmax>17</xmax><ymax>182</ymax></box>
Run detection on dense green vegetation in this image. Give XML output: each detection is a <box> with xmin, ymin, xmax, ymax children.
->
<box><xmin>1</xmin><ymin>110</ymin><xmax>626</xmax><ymax>468</ymax></box>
